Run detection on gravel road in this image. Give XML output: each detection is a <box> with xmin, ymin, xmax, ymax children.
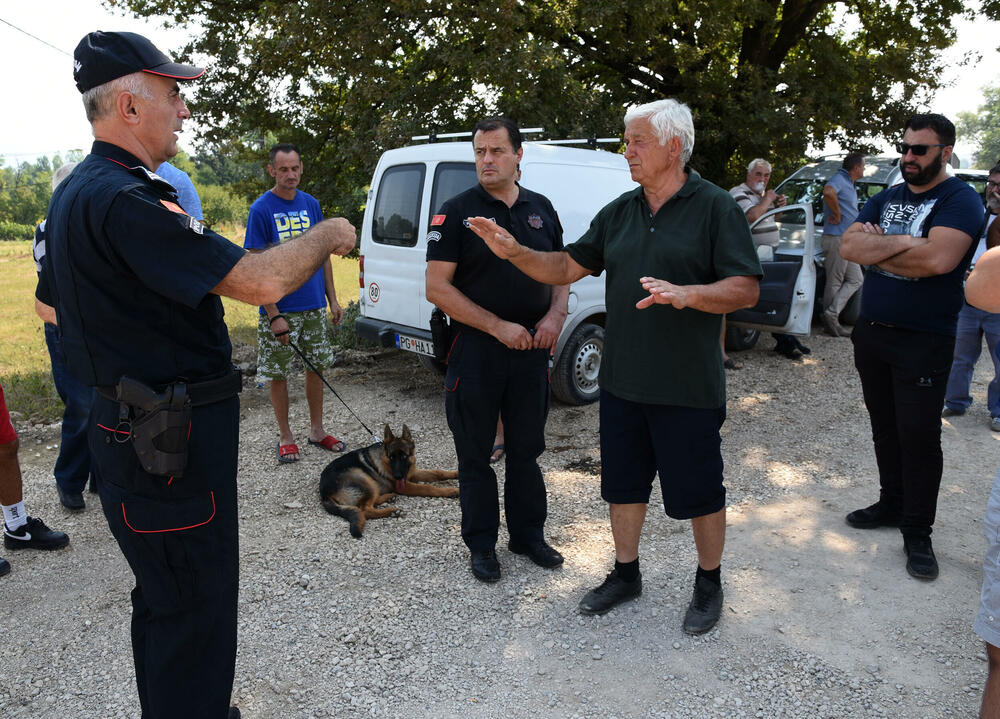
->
<box><xmin>2</xmin><ymin>332</ymin><xmax>997</xmax><ymax>718</ymax></box>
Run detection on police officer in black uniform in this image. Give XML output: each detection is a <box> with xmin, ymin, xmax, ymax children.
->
<box><xmin>43</xmin><ymin>32</ymin><xmax>356</xmax><ymax>719</ymax></box>
<box><xmin>426</xmin><ymin>117</ymin><xmax>568</xmax><ymax>583</ymax></box>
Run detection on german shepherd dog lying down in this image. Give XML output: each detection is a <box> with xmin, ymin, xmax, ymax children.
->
<box><xmin>320</xmin><ymin>424</ymin><xmax>459</xmax><ymax>538</ymax></box>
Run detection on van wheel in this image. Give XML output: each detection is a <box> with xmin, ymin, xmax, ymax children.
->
<box><xmin>417</xmin><ymin>354</ymin><xmax>446</xmax><ymax>375</ymax></box>
<box><xmin>552</xmin><ymin>323</ymin><xmax>603</xmax><ymax>406</ymax></box>
<box><xmin>725</xmin><ymin>326</ymin><xmax>760</xmax><ymax>352</ymax></box>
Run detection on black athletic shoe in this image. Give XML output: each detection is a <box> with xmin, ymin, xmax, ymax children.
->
<box><xmin>470</xmin><ymin>549</ymin><xmax>501</xmax><ymax>583</ymax></box>
<box><xmin>508</xmin><ymin>539</ymin><xmax>564</xmax><ymax>568</ymax></box>
<box><xmin>578</xmin><ymin>569</ymin><xmax>642</xmax><ymax>615</ymax></box>
<box><xmin>683</xmin><ymin>575</ymin><xmax>723</xmax><ymax>635</ymax></box>
<box><xmin>228</xmin><ymin>708</ymin><xmax>241</xmax><ymax>719</ymax></box>
<box><xmin>904</xmin><ymin>535</ymin><xmax>939</xmax><ymax>581</ymax></box>
<box><xmin>791</xmin><ymin>337</ymin><xmax>811</xmax><ymax>355</ymax></box>
<box><xmin>0</xmin><ymin>556</ymin><xmax>9</xmax><ymax>577</ymax></box>
<box><xmin>3</xmin><ymin>516</ymin><xmax>70</xmax><ymax>551</ymax></box>
<box><xmin>845</xmin><ymin>501</ymin><xmax>902</xmax><ymax>529</ymax></box>
<box><xmin>57</xmin><ymin>486</ymin><xmax>85</xmax><ymax>511</ymax></box>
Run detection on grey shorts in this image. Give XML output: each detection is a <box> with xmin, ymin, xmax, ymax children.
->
<box><xmin>975</xmin><ymin>468</ymin><xmax>1000</xmax><ymax>648</ymax></box>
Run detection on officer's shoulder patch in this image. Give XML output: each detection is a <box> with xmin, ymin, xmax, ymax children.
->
<box><xmin>160</xmin><ymin>199</ymin><xmax>190</xmax><ymax>216</ymax></box>
<box><xmin>431</xmin><ymin>214</ymin><xmax>446</xmax><ymax>226</ymax></box>
<box><xmin>426</xmin><ymin>231</ymin><xmax>442</xmax><ymax>243</ymax></box>
<box><xmin>187</xmin><ymin>216</ymin><xmax>204</xmax><ymax>235</ymax></box>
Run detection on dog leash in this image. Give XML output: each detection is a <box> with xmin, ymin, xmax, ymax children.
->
<box><xmin>287</xmin><ymin>339</ymin><xmax>381</xmax><ymax>444</ymax></box>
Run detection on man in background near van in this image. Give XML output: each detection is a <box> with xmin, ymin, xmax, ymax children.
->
<box><xmin>33</xmin><ymin>162</ymin><xmax>95</xmax><ymax>511</ymax></box>
<box><xmin>820</xmin><ymin>152</ymin><xmax>866</xmax><ymax>337</ymax></box>
<box><xmin>730</xmin><ymin>158</ymin><xmax>810</xmax><ymax>360</ymax></box>
<box><xmin>942</xmin><ymin>162</ymin><xmax>1000</xmax><ymax>432</ymax></box>
<box><xmin>426</xmin><ymin>117</ymin><xmax>568</xmax><ymax>583</ymax></box>
<box><xmin>841</xmin><ymin>113</ymin><xmax>984</xmax><ymax>581</ymax></box>
<box><xmin>469</xmin><ymin>99</ymin><xmax>761</xmax><ymax>635</ymax></box>
<box><xmin>245</xmin><ymin>143</ymin><xmax>346</xmax><ymax>464</ymax></box>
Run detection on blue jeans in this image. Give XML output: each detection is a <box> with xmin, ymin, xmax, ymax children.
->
<box><xmin>944</xmin><ymin>303</ymin><xmax>1000</xmax><ymax>418</ymax></box>
<box><xmin>45</xmin><ymin>323</ymin><xmax>94</xmax><ymax>493</ymax></box>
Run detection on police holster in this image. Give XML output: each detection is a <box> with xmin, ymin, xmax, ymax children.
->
<box><xmin>114</xmin><ymin>377</ymin><xmax>192</xmax><ymax>477</ymax></box>
<box><xmin>430</xmin><ymin>307</ymin><xmax>452</xmax><ymax>362</ymax></box>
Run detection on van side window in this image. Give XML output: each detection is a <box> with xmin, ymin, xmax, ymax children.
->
<box><xmin>372</xmin><ymin>164</ymin><xmax>425</xmax><ymax>247</ymax></box>
<box><xmin>431</xmin><ymin>162</ymin><xmax>477</xmax><ymax>218</ymax></box>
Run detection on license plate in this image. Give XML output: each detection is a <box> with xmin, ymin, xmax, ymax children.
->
<box><xmin>395</xmin><ymin>333</ymin><xmax>435</xmax><ymax>356</ymax></box>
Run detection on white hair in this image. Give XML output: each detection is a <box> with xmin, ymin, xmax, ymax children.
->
<box><xmin>51</xmin><ymin>162</ymin><xmax>78</xmax><ymax>191</ymax></box>
<box><xmin>82</xmin><ymin>72</ymin><xmax>153</xmax><ymax>123</ymax></box>
<box><xmin>624</xmin><ymin>99</ymin><xmax>695</xmax><ymax>164</ymax></box>
<box><xmin>747</xmin><ymin>158</ymin><xmax>771</xmax><ymax>174</ymax></box>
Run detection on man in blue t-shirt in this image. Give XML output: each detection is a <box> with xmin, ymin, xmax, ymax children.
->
<box><xmin>841</xmin><ymin>113</ymin><xmax>985</xmax><ymax>581</ymax></box>
<box><xmin>820</xmin><ymin>152</ymin><xmax>866</xmax><ymax>337</ymax></box>
<box><xmin>244</xmin><ymin>144</ymin><xmax>345</xmax><ymax>463</ymax></box>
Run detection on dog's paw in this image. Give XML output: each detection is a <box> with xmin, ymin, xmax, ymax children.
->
<box><xmin>390</xmin><ymin>508</ymin><xmax>404</xmax><ymax>518</ymax></box>
<box><xmin>443</xmin><ymin>488</ymin><xmax>460</xmax><ymax>498</ymax></box>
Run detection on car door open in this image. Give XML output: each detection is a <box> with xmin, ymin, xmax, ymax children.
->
<box><xmin>727</xmin><ymin>203</ymin><xmax>816</xmax><ymax>337</ymax></box>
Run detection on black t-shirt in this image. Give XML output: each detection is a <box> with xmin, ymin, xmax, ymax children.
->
<box><xmin>425</xmin><ymin>183</ymin><xmax>563</xmax><ymax>329</ymax></box>
<box><xmin>42</xmin><ymin>141</ymin><xmax>246</xmax><ymax>387</ymax></box>
<box><xmin>856</xmin><ymin>176</ymin><xmax>984</xmax><ymax>335</ymax></box>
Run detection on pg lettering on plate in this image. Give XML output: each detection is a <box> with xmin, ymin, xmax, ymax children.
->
<box><xmin>273</xmin><ymin>209</ymin><xmax>312</xmax><ymax>241</ymax></box>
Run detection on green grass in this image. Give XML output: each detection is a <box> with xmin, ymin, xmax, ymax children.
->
<box><xmin>0</xmin><ymin>231</ymin><xmax>361</xmax><ymax>424</ymax></box>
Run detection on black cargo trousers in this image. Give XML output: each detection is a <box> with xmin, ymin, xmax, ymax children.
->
<box><xmin>852</xmin><ymin>320</ymin><xmax>955</xmax><ymax>537</ymax></box>
<box><xmin>90</xmin><ymin>393</ymin><xmax>240</xmax><ymax>719</ymax></box>
<box><xmin>444</xmin><ymin>330</ymin><xmax>551</xmax><ymax>552</ymax></box>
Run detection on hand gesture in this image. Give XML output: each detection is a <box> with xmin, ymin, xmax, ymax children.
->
<box><xmin>320</xmin><ymin>217</ymin><xmax>357</xmax><ymax>256</ymax></box>
<box><xmin>329</xmin><ymin>299</ymin><xmax>344</xmax><ymax>325</ymax></box>
<box><xmin>494</xmin><ymin>321</ymin><xmax>534</xmax><ymax>350</ymax></box>
<box><xmin>467</xmin><ymin>217</ymin><xmax>523</xmax><ymax>260</ymax></box>
<box><xmin>533</xmin><ymin>313</ymin><xmax>562</xmax><ymax>350</ymax></box>
<box><xmin>271</xmin><ymin>315</ymin><xmax>291</xmax><ymax>345</ymax></box>
<box><xmin>636</xmin><ymin>276</ymin><xmax>692</xmax><ymax>310</ymax></box>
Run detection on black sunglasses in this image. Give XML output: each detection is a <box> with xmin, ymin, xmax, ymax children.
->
<box><xmin>895</xmin><ymin>142</ymin><xmax>947</xmax><ymax>156</ymax></box>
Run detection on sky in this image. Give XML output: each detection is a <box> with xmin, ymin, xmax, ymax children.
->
<box><xmin>1</xmin><ymin>1</ymin><xmax>998</xmax><ymax>167</ymax></box>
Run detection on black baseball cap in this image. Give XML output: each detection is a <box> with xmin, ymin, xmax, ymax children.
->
<box><xmin>73</xmin><ymin>31</ymin><xmax>204</xmax><ymax>94</ymax></box>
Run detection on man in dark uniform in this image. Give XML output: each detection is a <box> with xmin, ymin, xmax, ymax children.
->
<box><xmin>43</xmin><ymin>32</ymin><xmax>356</xmax><ymax>718</ymax></box>
<box><xmin>425</xmin><ymin>117</ymin><xmax>568</xmax><ymax>583</ymax></box>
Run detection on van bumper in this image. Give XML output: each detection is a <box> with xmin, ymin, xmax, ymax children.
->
<box><xmin>355</xmin><ymin>317</ymin><xmax>432</xmax><ymax>348</ymax></box>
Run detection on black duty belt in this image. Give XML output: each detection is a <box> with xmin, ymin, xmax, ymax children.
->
<box><xmin>96</xmin><ymin>368</ymin><xmax>243</xmax><ymax>407</ymax></box>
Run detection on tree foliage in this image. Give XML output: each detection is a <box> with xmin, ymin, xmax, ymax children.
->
<box><xmin>0</xmin><ymin>152</ymin><xmax>84</xmax><ymax>230</ymax></box>
<box><xmin>110</xmin><ymin>0</ymin><xmax>972</xmax><ymax>198</ymax></box>
<box><xmin>957</xmin><ymin>84</ymin><xmax>1000</xmax><ymax>170</ymax></box>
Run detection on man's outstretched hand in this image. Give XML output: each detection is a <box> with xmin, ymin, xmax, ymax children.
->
<box><xmin>467</xmin><ymin>217</ymin><xmax>523</xmax><ymax>260</ymax></box>
<box><xmin>636</xmin><ymin>276</ymin><xmax>692</xmax><ymax>310</ymax></box>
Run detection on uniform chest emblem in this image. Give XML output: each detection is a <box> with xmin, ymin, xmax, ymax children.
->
<box><xmin>528</xmin><ymin>214</ymin><xmax>543</xmax><ymax>229</ymax></box>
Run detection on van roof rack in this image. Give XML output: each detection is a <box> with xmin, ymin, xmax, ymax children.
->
<box><xmin>411</xmin><ymin>128</ymin><xmax>620</xmax><ymax>149</ymax></box>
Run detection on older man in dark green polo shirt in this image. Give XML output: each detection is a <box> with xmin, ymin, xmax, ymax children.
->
<box><xmin>468</xmin><ymin>98</ymin><xmax>761</xmax><ymax>635</ymax></box>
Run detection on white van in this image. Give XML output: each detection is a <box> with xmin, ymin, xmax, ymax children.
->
<box><xmin>355</xmin><ymin>140</ymin><xmax>636</xmax><ymax>404</ymax></box>
<box><xmin>354</xmin><ymin>140</ymin><xmax>825</xmax><ymax>403</ymax></box>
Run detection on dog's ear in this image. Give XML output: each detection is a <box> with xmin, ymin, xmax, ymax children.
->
<box><xmin>383</xmin><ymin>423</ymin><xmax>393</xmax><ymax>443</ymax></box>
<box><xmin>401</xmin><ymin>424</ymin><xmax>412</xmax><ymax>442</ymax></box>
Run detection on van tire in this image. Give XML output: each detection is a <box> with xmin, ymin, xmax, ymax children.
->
<box><xmin>417</xmin><ymin>354</ymin><xmax>446</xmax><ymax>375</ymax></box>
<box><xmin>725</xmin><ymin>326</ymin><xmax>760</xmax><ymax>352</ymax></box>
<box><xmin>551</xmin><ymin>323</ymin><xmax>603</xmax><ymax>406</ymax></box>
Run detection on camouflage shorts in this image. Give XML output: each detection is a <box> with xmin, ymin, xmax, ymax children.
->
<box><xmin>256</xmin><ymin>308</ymin><xmax>336</xmax><ymax>381</ymax></box>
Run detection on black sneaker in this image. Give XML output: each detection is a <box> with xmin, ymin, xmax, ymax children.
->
<box><xmin>578</xmin><ymin>569</ymin><xmax>642</xmax><ymax>615</ymax></box>
<box><xmin>904</xmin><ymin>535</ymin><xmax>938</xmax><ymax>580</ymax></box>
<box><xmin>683</xmin><ymin>575</ymin><xmax>723</xmax><ymax>635</ymax></box>
<box><xmin>228</xmin><ymin>708</ymin><xmax>241</xmax><ymax>719</ymax></box>
<box><xmin>941</xmin><ymin>406</ymin><xmax>964</xmax><ymax>418</ymax></box>
<box><xmin>3</xmin><ymin>517</ymin><xmax>70</xmax><ymax>551</ymax></box>
<box><xmin>470</xmin><ymin>549</ymin><xmax>501</xmax><ymax>583</ymax></box>
<box><xmin>57</xmin><ymin>486</ymin><xmax>85</xmax><ymax>511</ymax></box>
<box><xmin>508</xmin><ymin>538</ymin><xmax>564</xmax><ymax>568</ymax></box>
<box><xmin>0</xmin><ymin>556</ymin><xmax>9</xmax><ymax>577</ymax></box>
<box><xmin>845</xmin><ymin>501</ymin><xmax>902</xmax><ymax>529</ymax></box>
